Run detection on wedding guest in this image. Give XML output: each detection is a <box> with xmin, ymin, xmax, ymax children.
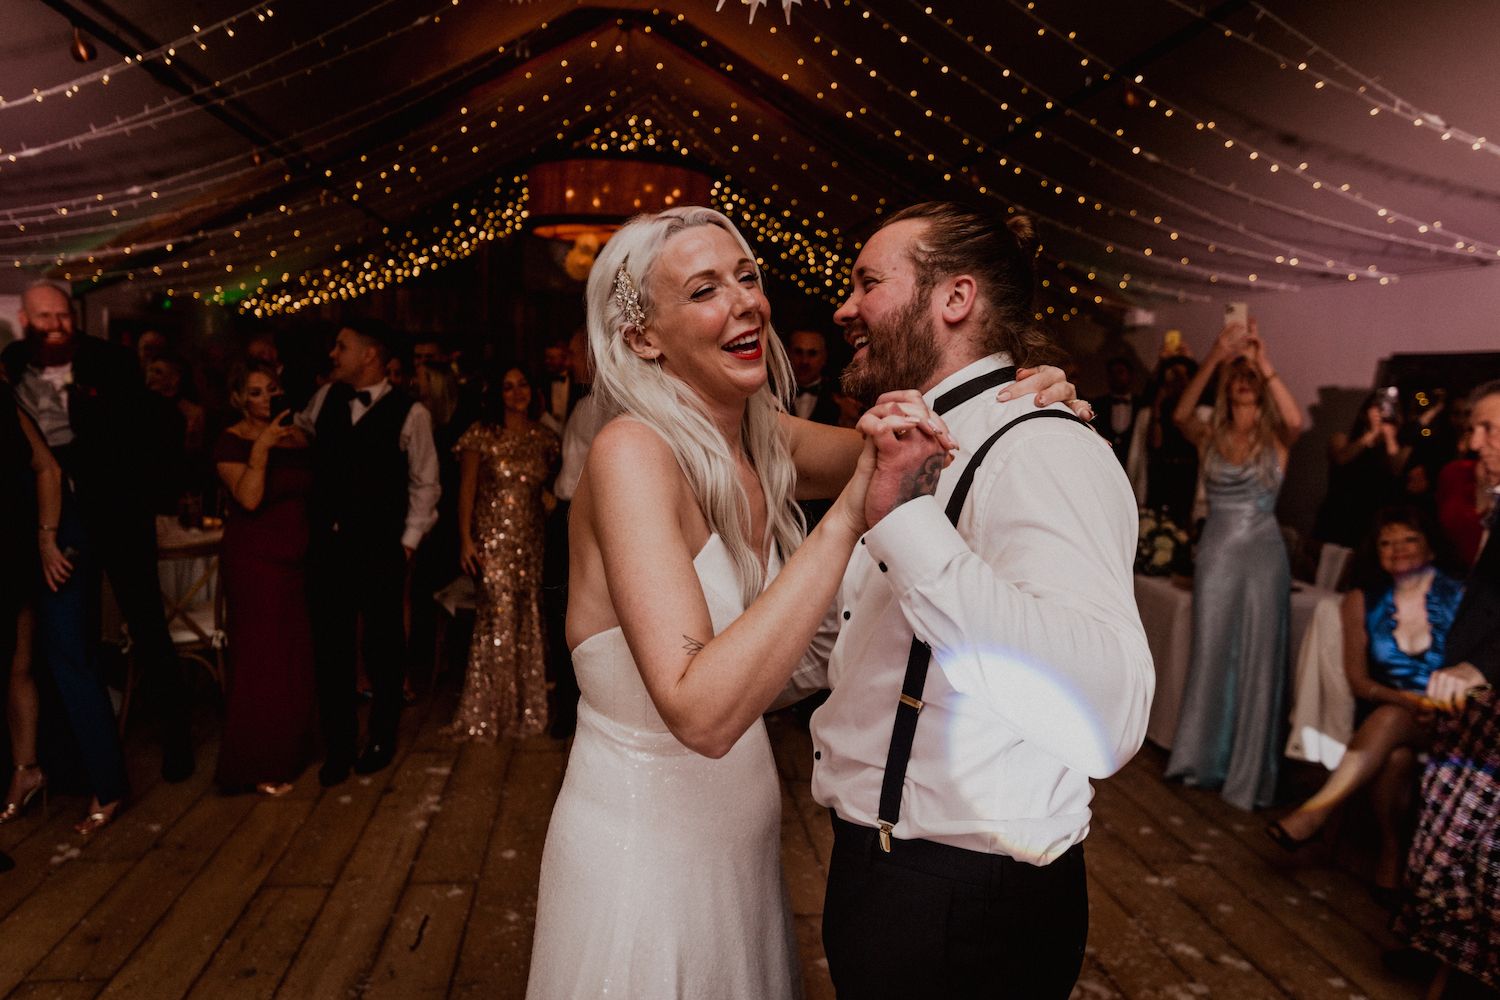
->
<box><xmin>786</xmin><ymin>329</ymin><xmax>843</xmax><ymax>533</ymax></box>
<box><xmin>412</xmin><ymin>333</ymin><xmax>449</xmax><ymax>371</ymax></box>
<box><xmin>1436</xmin><ymin>393</ymin><xmax>1498</xmax><ymax>567</ymax></box>
<box><xmin>1130</xmin><ymin>356</ymin><xmax>1200</xmax><ymax>526</ymax></box>
<box><xmin>538</xmin><ymin>335</ymin><xmax>579</xmax><ymax>435</ymax></box>
<box><xmin>135</xmin><ymin>329</ymin><xmax>167</xmax><ymax>370</ymax></box>
<box><xmin>545</xmin><ymin>329</ymin><xmax>598</xmax><ymax>737</ymax></box>
<box><xmin>786</xmin><ymin>329</ymin><xmax>841</xmax><ymax>424</ymax></box>
<box><xmin>526</xmin><ymin>206</ymin><xmax>1079</xmax><ymax>999</ymax></box>
<box><xmin>211</xmin><ymin>363</ymin><xmax>316</xmax><ymax>795</ymax></box>
<box><xmin>296</xmin><ymin>319</ymin><xmax>440</xmax><ymax>785</ymax></box>
<box><xmin>145</xmin><ymin>352</ymin><xmax>208</xmax><ymax>462</ymax></box>
<box><xmin>1</xmin><ymin>383</ymin><xmax>73</xmax><ymax>826</ymax></box>
<box><xmin>1166</xmin><ymin>320</ymin><xmax>1303</xmax><ymax>811</ymax></box>
<box><xmin>1089</xmin><ymin>355</ymin><xmax>1143</xmax><ymax>466</ymax></box>
<box><xmin>445</xmin><ymin>367</ymin><xmax>559</xmax><ymax>739</ymax></box>
<box><xmin>246</xmin><ymin>331</ymin><xmax>282</xmax><ymax>374</ymax></box>
<box><xmin>408</xmin><ymin>360</ymin><xmax>464</xmax><ymax>664</ymax></box>
<box><xmin>385</xmin><ymin>351</ymin><xmax>411</xmax><ymax>393</ymax></box>
<box><xmin>1315</xmin><ymin>393</ymin><xmax>1408</xmax><ymax>548</ymax></box>
<box><xmin>1396</xmin><ymin>380</ymin><xmax>1500</xmax><ymax>995</ymax></box>
<box><xmin>2</xmin><ymin>281</ymin><xmax>194</xmax><ymax>785</ymax></box>
<box><xmin>1266</xmin><ymin>507</ymin><xmax>1463</xmax><ymax>901</ymax></box>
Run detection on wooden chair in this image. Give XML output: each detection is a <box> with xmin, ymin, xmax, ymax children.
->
<box><xmin>117</xmin><ymin>531</ymin><xmax>227</xmax><ymax>736</ymax></box>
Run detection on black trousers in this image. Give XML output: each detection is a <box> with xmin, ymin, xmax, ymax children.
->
<box><xmin>309</xmin><ymin>535</ymin><xmax>406</xmax><ymax>761</ymax></box>
<box><xmin>822</xmin><ymin>813</ymin><xmax>1088</xmax><ymax>1000</ymax></box>
<box><xmin>81</xmin><ymin>501</ymin><xmax>189</xmax><ymax>745</ymax></box>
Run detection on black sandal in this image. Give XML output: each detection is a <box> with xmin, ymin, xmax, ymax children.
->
<box><xmin>1264</xmin><ymin>820</ymin><xmax>1315</xmax><ymax>852</ymax></box>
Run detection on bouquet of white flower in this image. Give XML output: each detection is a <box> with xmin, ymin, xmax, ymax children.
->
<box><xmin>1135</xmin><ymin>508</ymin><xmax>1193</xmax><ymax>577</ymax></box>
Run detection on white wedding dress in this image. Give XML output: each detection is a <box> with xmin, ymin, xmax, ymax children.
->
<box><xmin>526</xmin><ymin>535</ymin><xmax>800</xmax><ymax>1000</ymax></box>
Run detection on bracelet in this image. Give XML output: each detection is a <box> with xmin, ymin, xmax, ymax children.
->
<box><xmin>1265</xmin><ymin>371</ymin><xmax>1280</xmax><ymax>383</ymax></box>
<box><xmin>38</xmin><ymin>525</ymin><xmax>57</xmax><ymax>533</ymax></box>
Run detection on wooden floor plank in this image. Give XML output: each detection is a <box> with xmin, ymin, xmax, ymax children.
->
<box><xmin>447</xmin><ymin>743</ymin><xmax>566</xmax><ymax>1000</ymax></box>
<box><xmin>408</xmin><ymin>741</ymin><xmax>512</xmax><ymax>886</ymax></box>
<box><xmin>0</xmin><ymin>686</ymin><xmax>1450</xmax><ymax>999</ymax></box>
<box><xmin>1083</xmin><ymin>881</ymin><xmax>1201</xmax><ymax>1000</ymax></box>
<box><xmin>1086</xmin><ymin>826</ymin><xmax>1288</xmax><ymax>999</ymax></box>
<box><xmin>363</xmin><ymin>883</ymin><xmax>474</xmax><ymax>1000</ymax></box>
<box><xmin>96</xmin><ymin>797</ymin><xmax>313</xmax><ymax>1000</ymax></box>
<box><xmin>0</xmin><ymin>860</ymin><xmax>133</xmax><ymax>997</ymax></box>
<box><xmin>261</xmin><ymin>775</ymin><xmax>385</xmax><ymax>888</ymax></box>
<box><xmin>272</xmin><ymin>751</ymin><xmax>449</xmax><ymax>1000</ymax></box>
<box><xmin>182</xmin><ymin>886</ymin><xmax>326</xmax><ymax>1000</ymax></box>
<box><xmin>27</xmin><ymin>793</ymin><xmax>256</xmax><ymax>983</ymax></box>
<box><xmin>1104</xmin><ymin>757</ymin><xmax>1415</xmax><ymax>1000</ymax></box>
<box><xmin>5</xmin><ymin>981</ymin><xmax>105</xmax><ymax>1000</ymax></box>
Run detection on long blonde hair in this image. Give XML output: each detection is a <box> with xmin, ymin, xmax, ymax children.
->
<box><xmin>1210</xmin><ymin>357</ymin><xmax>1283</xmax><ymax>473</ymax></box>
<box><xmin>585</xmin><ymin>206</ymin><xmax>804</xmax><ymax>606</ymax></box>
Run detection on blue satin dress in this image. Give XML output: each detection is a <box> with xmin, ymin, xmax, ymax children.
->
<box><xmin>1166</xmin><ymin>446</ymin><xmax>1289</xmax><ymax>811</ymax></box>
<box><xmin>1363</xmin><ymin>571</ymin><xmax>1465</xmax><ymax>693</ymax></box>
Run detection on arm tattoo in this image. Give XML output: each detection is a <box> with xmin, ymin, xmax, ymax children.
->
<box><xmin>681</xmin><ymin>635</ymin><xmax>705</xmax><ymax>658</ymax></box>
<box><xmin>895</xmin><ymin>453</ymin><xmax>945</xmax><ymax>506</ymax></box>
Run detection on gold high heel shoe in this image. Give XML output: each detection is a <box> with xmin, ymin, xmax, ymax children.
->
<box><xmin>0</xmin><ymin>762</ymin><xmax>48</xmax><ymax>825</ymax></box>
<box><xmin>74</xmin><ymin>799</ymin><xmax>122</xmax><ymax>837</ymax></box>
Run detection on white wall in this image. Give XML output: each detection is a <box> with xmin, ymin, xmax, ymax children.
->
<box><xmin>1135</xmin><ymin>265</ymin><xmax>1500</xmax><ymax>537</ymax></box>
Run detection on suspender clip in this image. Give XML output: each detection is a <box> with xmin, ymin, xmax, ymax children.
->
<box><xmin>898</xmin><ymin>693</ymin><xmax>923</xmax><ymax>711</ymax></box>
<box><xmin>877</xmin><ymin>820</ymin><xmax>894</xmax><ymax>853</ymax></box>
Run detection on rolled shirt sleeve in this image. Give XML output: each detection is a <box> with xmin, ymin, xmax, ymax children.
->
<box><xmin>399</xmin><ymin>402</ymin><xmax>441</xmax><ymax>551</ymax></box>
<box><xmin>862</xmin><ymin>428</ymin><xmax>1154</xmax><ymax>779</ymax></box>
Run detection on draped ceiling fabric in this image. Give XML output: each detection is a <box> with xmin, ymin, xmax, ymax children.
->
<box><xmin>3</xmin><ymin>0</ymin><xmax>1498</xmax><ymax>316</ymax></box>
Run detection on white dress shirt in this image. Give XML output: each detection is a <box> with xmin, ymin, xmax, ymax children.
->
<box><xmin>297</xmin><ymin>379</ymin><xmax>441</xmax><ymax>550</ymax></box>
<box><xmin>555</xmin><ymin>392</ymin><xmax>606</xmax><ymax>502</ymax></box>
<box><xmin>809</xmin><ymin>354</ymin><xmax>1154</xmax><ymax>866</ymax></box>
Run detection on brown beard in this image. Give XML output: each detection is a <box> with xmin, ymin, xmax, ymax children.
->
<box><xmin>23</xmin><ymin>323</ymin><xmax>75</xmax><ymax>368</ymax></box>
<box><xmin>839</xmin><ymin>292</ymin><xmax>940</xmax><ymax>403</ymax></box>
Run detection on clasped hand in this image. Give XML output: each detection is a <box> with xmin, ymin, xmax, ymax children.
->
<box><xmin>834</xmin><ymin>392</ymin><xmax>956</xmax><ymax>535</ymax></box>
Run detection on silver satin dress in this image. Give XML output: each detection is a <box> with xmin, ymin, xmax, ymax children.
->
<box><xmin>1165</xmin><ymin>446</ymin><xmax>1290</xmax><ymax>811</ymax></box>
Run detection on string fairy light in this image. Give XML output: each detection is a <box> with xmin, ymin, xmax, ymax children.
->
<box><xmin>239</xmin><ymin>177</ymin><xmax>530</xmax><ymax>316</ymax></box>
<box><xmin>0</xmin><ymin>1</ymin><xmax>280</xmax><ymax>111</ymax></box>
<box><xmin>785</xmin><ymin>10</ymin><xmax>1307</xmax><ymax>291</ymax></box>
<box><xmin>821</xmin><ymin>7</ymin><xmax>1389</xmax><ymax>283</ymax></box>
<box><xmin>993</xmin><ymin>0</ymin><xmax>1500</xmax><ymax>258</ymax></box>
<box><xmin>1159</xmin><ymin>0</ymin><xmax>1500</xmax><ymax>158</ymax></box>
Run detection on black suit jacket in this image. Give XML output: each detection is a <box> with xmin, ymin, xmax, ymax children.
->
<box><xmin>1</xmin><ymin>335</ymin><xmax>179</xmax><ymax>517</ymax></box>
<box><xmin>1089</xmin><ymin>393</ymin><xmax>1142</xmax><ymax>464</ymax></box>
<box><xmin>794</xmin><ymin>381</ymin><xmax>843</xmax><ymax>427</ymax></box>
<box><xmin>1446</xmin><ymin>529</ymin><xmax>1500</xmax><ymax>684</ymax></box>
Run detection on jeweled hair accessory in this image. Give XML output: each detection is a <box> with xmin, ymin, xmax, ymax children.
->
<box><xmin>612</xmin><ymin>261</ymin><xmax>646</xmax><ymax>330</ymax></box>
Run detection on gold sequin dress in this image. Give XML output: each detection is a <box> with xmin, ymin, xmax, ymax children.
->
<box><xmin>446</xmin><ymin>421</ymin><xmax>559</xmax><ymax>740</ymax></box>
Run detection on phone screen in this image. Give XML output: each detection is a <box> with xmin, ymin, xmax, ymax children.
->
<box><xmin>1224</xmin><ymin>301</ymin><xmax>1249</xmax><ymax>329</ymax></box>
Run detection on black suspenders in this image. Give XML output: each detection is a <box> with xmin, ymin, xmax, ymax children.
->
<box><xmin>873</xmin><ymin>395</ymin><xmax>1089</xmax><ymax>852</ymax></box>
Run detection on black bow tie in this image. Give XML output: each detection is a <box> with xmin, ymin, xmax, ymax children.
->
<box><xmin>797</xmin><ymin>383</ymin><xmax>820</xmax><ymax>397</ymax></box>
<box><xmin>550</xmin><ymin>374</ymin><xmax>569</xmax><ymax>384</ymax></box>
<box><xmin>353</xmin><ymin>389</ymin><xmax>373</xmax><ymax>406</ymax></box>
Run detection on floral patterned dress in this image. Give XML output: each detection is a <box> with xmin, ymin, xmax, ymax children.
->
<box><xmin>444</xmin><ymin>421</ymin><xmax>559</xmax><ymax>740</ymax></box>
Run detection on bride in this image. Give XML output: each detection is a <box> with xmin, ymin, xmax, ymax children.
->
<box><xmin>526</xmin><ymin>206</ymin><xmax>1072</xmax><ymax>998</ymax></box>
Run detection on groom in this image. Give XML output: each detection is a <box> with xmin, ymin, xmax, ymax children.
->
<box><xmin>808</xmin><ymin>203</ymin><xmax>1154</xmax><ymax>998</ymax></box>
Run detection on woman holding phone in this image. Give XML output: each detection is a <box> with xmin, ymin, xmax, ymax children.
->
<box><xmin>1165</xmin><ymin>320</ymin><xmax>1303</xmax><ymax>810</ymax></box>
<box><xmin>211</xmin><ymin>361</ymin><xmax>317</xmax><ymax>794</ymax></box>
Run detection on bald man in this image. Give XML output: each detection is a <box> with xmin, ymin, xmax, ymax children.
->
<box><xmin>3</xmin><ymin>282</ymin><xmax>195</xmax><ymax>783</ymax></box>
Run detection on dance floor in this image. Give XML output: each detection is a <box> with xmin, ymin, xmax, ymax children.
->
<box><xmin>0</xmin><ymin>679</ymin><xmax>1423</xmax><ymax>1000</ymax></box>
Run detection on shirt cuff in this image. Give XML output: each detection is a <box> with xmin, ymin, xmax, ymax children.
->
<box><xmin>401</xmin><ymin>527</ymin><xmax>424</xmax><ymax>551</ymax></box>
<box><xmin>863</xmin><ymin>494</ymin><xmax>969</xmax><ymax>598</ymax></box>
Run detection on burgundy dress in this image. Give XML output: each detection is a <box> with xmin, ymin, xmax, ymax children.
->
<box><xmin>212</xmin><ymin>431</ymin><xmax>317</xmax><ymax>788</ymax></box>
